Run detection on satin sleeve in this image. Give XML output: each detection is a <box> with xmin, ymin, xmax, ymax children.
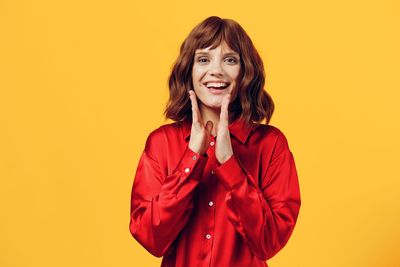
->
<box><xmin>129</xmin><ymin>131</ymin><xmax>208</xmax><ymax>257</ymax></box>
<box><xmin>213</xmin><ymin>131</ymin><xmax>301</xmax><ymax>261</ymax></box>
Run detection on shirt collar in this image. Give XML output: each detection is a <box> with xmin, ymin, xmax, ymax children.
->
<box><xmin>179</xmin><ymin>117</ymin><xmax>254</xmax><ymax>144</ymax></box>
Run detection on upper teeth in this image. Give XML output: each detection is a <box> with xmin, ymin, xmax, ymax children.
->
<box><xmin>206</xmin><ymin>82</ymin><xmax>228</xmax><ymax>88</ymax></box>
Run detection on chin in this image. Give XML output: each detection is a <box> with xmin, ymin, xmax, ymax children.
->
<box><xmin>196</xmin><ymin>91</ymin><xmax>229</xmax><ymax>109</ymax></box>
<box><xmin>205</xmin><ymin>100</ymin><xmax>224</xmax><ymax>109</ymax></box>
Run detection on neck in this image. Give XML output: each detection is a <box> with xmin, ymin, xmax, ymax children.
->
<box><xmin>199</xmin><ymin>104</ymin><xmax>231</xmax><ymax>137</ymax></box>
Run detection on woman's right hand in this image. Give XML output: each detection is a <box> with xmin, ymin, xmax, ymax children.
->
<box><xmin>188</xmin><ymin>90</ymin><xmax>214</xmax><ymax>156</ymax></box>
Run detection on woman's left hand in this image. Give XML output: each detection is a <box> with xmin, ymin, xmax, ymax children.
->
<box><xmin>215</xmin><ymin>93</ymin><xmax>234</xmax><ymax>164</ymax></box>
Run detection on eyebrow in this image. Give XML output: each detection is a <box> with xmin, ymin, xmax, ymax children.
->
<box><xmin>195</xmin><ymin>51</ymin><xmax>240</xmax><ymax>57</ymax></box>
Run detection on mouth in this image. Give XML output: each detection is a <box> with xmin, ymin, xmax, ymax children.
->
<box><xmin>202</xmin><ymin>81</ymin><xmax>231</xmax><ymax>94</ymax></box>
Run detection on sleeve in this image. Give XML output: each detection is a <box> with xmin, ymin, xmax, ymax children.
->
<box><xmin>213</xmin><ymin>131</ymin><xmax>301</xmax><ymax>261</ymax></box>
<box><xmin>129</xmin><ymin>131</ymin><xmax>209</xmax><ymax>257</ymax></box>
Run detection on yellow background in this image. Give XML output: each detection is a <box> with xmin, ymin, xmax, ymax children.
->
<box><xmin>1</xmin><ymin>0</ymin><xmax>399</xmax><ymax>266</ymax></box>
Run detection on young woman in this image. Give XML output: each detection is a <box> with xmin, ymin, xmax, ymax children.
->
<box><xmin>129</xmin><ymin>16</ymin><xmax>301</xmax><ymax>267</ymax></box>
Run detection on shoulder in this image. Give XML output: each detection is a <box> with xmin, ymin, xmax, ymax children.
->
<box><xmin>144</xmin><ymin>121</ymin><xmax>181</xmax><ymax>150</ymax></box>
<box><xmin>252</xmin><ymin>123</ymin><xmax>288</xmax><ymax>142</ymax></box>
<box><xmin>252</xmin><ymin>123</ymin><xmax>292</xmax><ymax>152</ymax></box>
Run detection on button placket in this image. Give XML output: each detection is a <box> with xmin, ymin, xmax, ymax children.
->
<box><xmin>199</xmin><ymin>136</ymin><xmax>216</xmax><ymax>262</ymax></box>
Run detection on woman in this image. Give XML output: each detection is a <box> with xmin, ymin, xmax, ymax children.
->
<box><xmin>129</xmin><ymin>16</ymin><xmax>301</xmax><ymax>267</ymax></box>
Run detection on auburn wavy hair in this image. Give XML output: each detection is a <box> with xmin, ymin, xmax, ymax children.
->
<box><xmin>164</xmin><ymin>16</ymin><xmax>274</xmax><ymax>126</ymax></box>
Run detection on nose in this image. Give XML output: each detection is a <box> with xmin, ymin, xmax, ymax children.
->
<box><xmin>209</xmin><ymin>60</ymin><xmax>224</xmax><ymax>76</ymax></box>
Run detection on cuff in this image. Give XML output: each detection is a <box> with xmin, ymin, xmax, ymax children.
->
<box><xmin>175</xmin><ymin>145</ymin><xmax>208</xmax><ymax>182</ymax></box>
<box><xmin>214</xmin><ymin>154</ymin><xmax>246</xmax><ymax>191</ymax></box>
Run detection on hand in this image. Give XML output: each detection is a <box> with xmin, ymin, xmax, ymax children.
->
<box><xmin>215</xmin><ymin>93</ymin><xmax>234</xmax><ymax>164</ymax></box>
<box><xmin>188</xmin><ymin>90</ymin><xmax>214</xmax><ymax>156</ymax></box>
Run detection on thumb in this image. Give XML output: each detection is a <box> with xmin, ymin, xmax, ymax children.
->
<box><xmin>205</xmin><ymin>120</ymin><xmax>213</xmax><ymax>134</ymax></box>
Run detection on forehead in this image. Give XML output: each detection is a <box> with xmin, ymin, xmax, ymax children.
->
<box><xmin>195</xmin><ymin>41</ymin><xmax>239</xmax><ymax>55</ymax></box>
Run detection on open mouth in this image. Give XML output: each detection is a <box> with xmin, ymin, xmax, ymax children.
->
<box><xmin>202</xmin><ymin>82</ymin><xmax>230</xmax><ymax>91</ymax></box>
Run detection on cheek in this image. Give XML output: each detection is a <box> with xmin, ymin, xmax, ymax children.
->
<box><xmin>192</xmin><ymin>68</ymin><xmax>203</xmax><ymax>90</ymax></box>
<box><xmin>230</xmin><ymin>75</ymin><xmax>241</xmax><ymax>98</ymax></box>
<box><xmin>231</xmin><ymin>69</ymin><xmax>241</xmax><ymax>88</ymax></box>
<box><xmin>192</xmin><ymin>66</ymin><xmax>206</xmax><ymax>79</ymax></box>
<box><xmin>231</xmin><ymin>67</ymin><xmax>241</xmax><ymax>80</ymax></box>
<box><xmin>223</xmin><ymin>70</ymin><xmax>240</xmax><ymax>88</ymax></box>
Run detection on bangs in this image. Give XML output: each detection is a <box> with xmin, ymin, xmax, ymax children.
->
<box><xmin>193</xmin><ymin>22</ymin><xmax>241</xmax><ymax>55</ymax></box>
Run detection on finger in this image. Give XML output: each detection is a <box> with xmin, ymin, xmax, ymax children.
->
<box><xmin>219</xmin><ymin>93</ymin><xmax>230</xmax><ymax>128</ymax></box>
<box><xmin>189</xmin><ymin>90</ymin><xmax>201</xmax><ymax>124</ymax></box>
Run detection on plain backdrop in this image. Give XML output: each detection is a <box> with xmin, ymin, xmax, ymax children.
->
<box><xmin>0</xmin><ymin>0</ymin><xmax>399</xmax><ymax>266</ymax></box>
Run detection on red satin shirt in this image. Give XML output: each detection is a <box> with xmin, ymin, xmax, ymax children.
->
<box><xmin>129</xmin><ymin>117</ymin><xmax>301</xmax><ymax>267</ymax></box>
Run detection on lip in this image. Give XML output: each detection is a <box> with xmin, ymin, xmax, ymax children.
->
<box><xmin>202</xmin><ymin>83</ymin><xmax>229</xmax><ymax>94</ymax></box>
<box><xmin>203</xmin><ymin>80</ymin><xmax>230</xmax><ymax>84</ymax></box>
<box><xmin>208</xmin><ymin>88</ymin><xmax>227</xmax><ymax>94</ymax></box>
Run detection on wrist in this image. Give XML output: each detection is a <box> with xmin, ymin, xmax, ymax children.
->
<box><xmin>219</xmin><ymin>153</ymin><xmax>233</xmax><ymax>164</ymax></box>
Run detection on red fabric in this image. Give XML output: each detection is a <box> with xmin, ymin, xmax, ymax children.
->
<box><xmin>129</xmin><ymin>117</ymin><xmax>301</xmax><ymax>267</ymax></box>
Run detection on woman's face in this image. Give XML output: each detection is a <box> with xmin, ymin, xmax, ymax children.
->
<box><xmin>191</xmin><ymin>41</ymin><xmax>241</xmax><ymax>111</ymax></box>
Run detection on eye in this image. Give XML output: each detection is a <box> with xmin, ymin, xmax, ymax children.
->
<box><xmin>225</xmin><ymin>57</ymin><xmax>239</xmax><ymax>64</ymax></box>
<box><xmin>196</xmin><ymin>57</ymin><xmax>209</xmax><ymax>64</ymax></box>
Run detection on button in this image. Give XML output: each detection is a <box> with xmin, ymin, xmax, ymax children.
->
<box><xmin>208</xmin><ymin>201</ymin><xmax>214</xmax><ymax>206</ymax></box>
<box><xmin>211</xmin><ymin>170</ymin><xmax>215</xmax><ymax>175</ymax></box>
<box><xmin>206</xmin><ymin>234</ymin><xmax>211</xmax><ymax>239</ymax></box>
<box><xmin>192</xmin><ymin>155</ymin><xmax>197</xmax><ymax>160</ymax></box>
<box><xmin>210</xmin><ymin>141</ymin><xmax>215</xmax><ymax>146</ymax></box>
<box><xmin>184</xmin><ymin>167</ymin><xmax>190</xmax><ymax>173</ymax></box>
